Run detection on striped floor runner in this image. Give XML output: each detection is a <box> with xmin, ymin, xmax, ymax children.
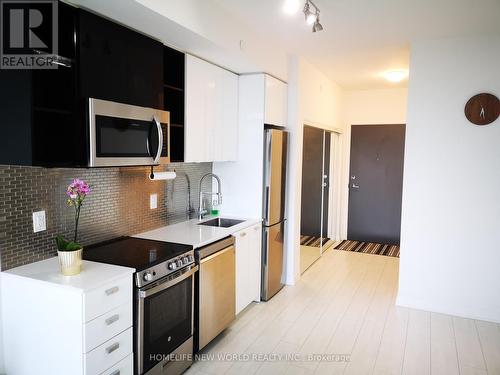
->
<box><xmin>334</xmin><ymin>240</ymin><xmax>400</xmax><ymax>258</ymax></box>
<box><xmin>300</xmin><ymin>235</ymin><xmax>330</xmax><ymax>247</ymax></box>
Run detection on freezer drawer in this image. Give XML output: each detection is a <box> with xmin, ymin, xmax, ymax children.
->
<box><xmin>261</xmin><ymin>220</ymin><xmax>285</xmax><ymax>301</ymax></box>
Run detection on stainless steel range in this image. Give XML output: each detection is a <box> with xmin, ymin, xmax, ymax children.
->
<box><xmin>84</xmin><ymin>237</ymin><xmax>197</xmax><ymax>375</ymax></box>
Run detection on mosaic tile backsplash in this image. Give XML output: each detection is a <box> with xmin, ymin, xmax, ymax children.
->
<box><xmin>0</xmin><ymin>162</ymin><xmax>212</xmax><ymax>270</ymax></box>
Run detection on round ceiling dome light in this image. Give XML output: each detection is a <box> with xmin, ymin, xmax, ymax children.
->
<box><xmin>383</xmin><ymin>70</ymin><xmax>408</xmax><ymax>83</ymax></box>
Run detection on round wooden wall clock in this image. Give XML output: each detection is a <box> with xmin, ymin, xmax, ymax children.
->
<box><xmin>464</xmin><ymin>93</ymin><xmax>500</xmax><ymax>126</ymax></box>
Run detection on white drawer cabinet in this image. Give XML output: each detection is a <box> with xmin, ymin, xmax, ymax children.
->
<box><xmin>84</xmin><ymin>302</ymin><xmax>133</xmax><ymax>352</ymax></box>
<box><xmin>84</xmin><ymin>328</ymin><xmax>133</xmax><ymax>375</ymax></box>
<box><xmin>84</xmin><ymin>275</ymin><xmax>132</xmax><ymax>322</ymax></box>
<box><xmin>234</xmin><ymin>223</ymin><xmax>262</xmax><ymax>314</ymax></box>
<box><xmin>1</xmin><ymin>258</ymin><xmax>135</xmax><ymax>375</ymax></box>
<box><xmin>185</xmin><ymin>54</ymin><xmax>238</xmax><ymax>162</ymax></box>
<box><xmin>101</xmin><ymin>354</ymin><xmax>133</xmax><ymax>375</ymax></box>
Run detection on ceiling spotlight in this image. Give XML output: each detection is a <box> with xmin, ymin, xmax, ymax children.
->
<box><xmin>302</xmin><ymin>0</ymin><xmax>323</xmax><ymax>32</ymax></box>
<box><xmin>283</xmin><ymin>0</ymin><xmax>300</xmax><ymax>15</ymax></box>
<box><xmin>312</xmin><ymin>16</ymin><xmax>323</xmax><ymax>32</ymax></box>
<box><xmin>306</xmin><ymin>12</ymin><xmax>317</xmax><ymax>25</ymax></box>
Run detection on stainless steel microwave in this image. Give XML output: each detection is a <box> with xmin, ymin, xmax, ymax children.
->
<box><xmin>88</xmin><ymin>98</ymin><xmax>169</xmax><ymax>167</ymax></box>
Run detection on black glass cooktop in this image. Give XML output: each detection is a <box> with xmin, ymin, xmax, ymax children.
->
<box><xmin>83</xmin><ymin>236</ymin><xmax>193</xmax><ymax>271</ymax></box>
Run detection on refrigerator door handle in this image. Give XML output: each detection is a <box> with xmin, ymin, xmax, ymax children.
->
<box><xmin>263</xmin><ymin>218</ymin><xmax>287</xmax><ymax>228</ymax></box>
<box><xmin>264</xmin><ymin>186</ymin><xmax>270</xmax><ymax>223</ymax></box>
<box><xmin>262</xmin><ymin>226</ymin><xmax>268</xmax><ymax>266</ymax></box>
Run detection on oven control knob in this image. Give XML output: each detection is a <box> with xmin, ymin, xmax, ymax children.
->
<box><xmin>176</xmin><ymin>259</ymin><xmax>183</xmax><ymax>267</ymax></box>
<box><xmin>168</xmin><ymin>262</ymin><xmax>177</xmax><ymax>270</ymax></box>
<box><xmin>143</xmin><ymin>271</ymin><xmax>153</xmax><ymax>282</ymax></box>
<box><xmin>182</xmin><ymin>257</ymin><xmax>189</xmax><ymax>265</ymax></box>
<box><xmin>188</xmin><ymin>255</ymin><xmax>195</xmax><ymax>263</ymax></box>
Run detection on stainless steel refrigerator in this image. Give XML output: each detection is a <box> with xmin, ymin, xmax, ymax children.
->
<box><xmin>261</xmin><ymin>126</ymin><xmax>288</xmax><ymax>301</ymax></box>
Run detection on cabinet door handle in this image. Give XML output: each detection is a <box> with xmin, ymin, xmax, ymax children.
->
<box><xmin>110</xmin><ymin>370</ymin><xmax>120</xmax><ymax>375</ymax></box>
<box><xmin>105</xmin><ymin>314</ymin><xmax>120</xmax><ymax>325</ymax></box>
<box><xmin>105</xmin><ymin>286</ymin><xmax>119</xmax><ymax>296</ymax></box>
<box><xmin>240</xmin><ymin>232</ymin><xmax>247</xmax><ymax>237</ymax></box>
<box><xmin>106</xmin><ymin>342</ymin><xmax>120</xmax><ymax>354</ymax></box>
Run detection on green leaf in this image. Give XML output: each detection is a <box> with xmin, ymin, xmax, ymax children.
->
<box><xmin>65</xmin><ymin>242</ymin><xmax>82</xmax><ymax>251</ymax></box>
<box><xmin>55</xmin><ymin>235</ymin><xmax>82</xmax><ymax>251</ymax></box>
<box><xmin>55</xmin><ymin>235</ymin><xmax>68</xmax><ymax>251</ymax></box>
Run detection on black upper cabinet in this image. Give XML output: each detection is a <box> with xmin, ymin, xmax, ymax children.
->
<box><xmin>31</xmin><ymin>3</ymin><xmax>86</xmax><ymax>167</ymax></box>
<box><xmin>164</xmin><ymin>47</ymin><xmax>184</xmax><ymax>90</ymax></box>
<box><xmin>0</xmin><ymin>1</ymin><xmax>83</xmax><ymax>166</ymax></box>
<box><xmin>0</xmin><ymin>2</ymin><xmax>175</xmax><ymax>167</ymax></box>
<box><xmin>79</xmin><ymin>10</ymin><xmax>164</xmax><ymax>109</ymax></box>
<box><xmin>163</xmin><ymin>46</ymin><xmax>185</xmax><ymax>162</ymax></box>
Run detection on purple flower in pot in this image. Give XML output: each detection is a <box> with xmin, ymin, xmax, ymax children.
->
<box><xmin>55</xmin><ymin>179</ymin><xmax>91</xmax><ymax>251</ymax></box>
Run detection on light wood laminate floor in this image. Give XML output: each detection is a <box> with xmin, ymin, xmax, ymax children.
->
<box><xmin>187</xmin><ymin>249</ymin><xmax>500</xmax><ymax>375</ymax></box>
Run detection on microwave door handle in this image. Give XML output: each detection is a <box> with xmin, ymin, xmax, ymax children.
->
<box><xmin>152</xmin><ymin>116</ymin><xmax>163</xmax><ymax>164</ymax></box>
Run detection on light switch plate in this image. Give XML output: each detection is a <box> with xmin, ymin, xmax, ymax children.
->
<box><xmin>33</xmin><ymin>210</ymin><xmax>46</xmax><ymax>233</ymax></box>
<box><xmin>150</xmin><ymin>193</ymin><xmax>158</xmax><ymax>209</ymax></box>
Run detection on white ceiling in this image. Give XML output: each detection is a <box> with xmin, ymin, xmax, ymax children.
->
<box><xmin>71</xmin><ymin>0</ymin><xmax>500</xmax><ymax>90</ymax></box>
<box><xmin>214</xmin><ymin>0</ymin><xmax>500</xmax><ymax>89</ymax></box>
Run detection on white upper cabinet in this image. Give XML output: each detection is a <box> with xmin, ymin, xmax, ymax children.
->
<box><xmin>185</xmin><ymin>55</ymin><xmax>238</xmax><ymax>162</ymax></box>
<box><xmin>264</xmin><ymin>75</ymin><xmax>287</xmax><ymax>127</ymax></box>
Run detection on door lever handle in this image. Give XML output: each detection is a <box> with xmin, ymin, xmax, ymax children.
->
<box><xmin>351</xmin><ymin>183</ymin><xmax>360</xmax><ymax>189</ymax></box>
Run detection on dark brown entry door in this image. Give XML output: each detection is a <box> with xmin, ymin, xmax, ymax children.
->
<box><xmin>348</xmin><ymin>125</ymin><xmax>405</xmax><ymax>245</ymax></box>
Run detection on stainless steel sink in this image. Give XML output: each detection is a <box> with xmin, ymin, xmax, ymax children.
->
<box><xmin>197</xmin><ymin>218</ymin><xmax>244</xmax><ymax>228</ymax></box>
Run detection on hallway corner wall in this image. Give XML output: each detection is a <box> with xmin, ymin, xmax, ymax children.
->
<box><xmin>398</xmin><ymin>35</ymin><xmax>500</xmax><ymax>323</ymax></box>
<box><xmin>285</xmin><ymin>56</ymin><xmax>344</xmax><ymax>285</ymax></box>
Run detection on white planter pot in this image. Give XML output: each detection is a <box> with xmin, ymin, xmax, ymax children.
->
<box><xmin>58</xmin><ymin>248</ymin><xmax>83</xmax><ymax>276</ymax></box>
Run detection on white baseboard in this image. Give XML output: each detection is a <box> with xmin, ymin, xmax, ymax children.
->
<box><xmin>396</xmin><ymin>295</ymin><xmax>500</xmax><ymax>324</ymax></box>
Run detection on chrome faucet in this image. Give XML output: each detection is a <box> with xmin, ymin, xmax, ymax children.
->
<box><xmin>198</xmin><ymin>173</ymin><xmax>222</xmax><ymax>220</ymax></box>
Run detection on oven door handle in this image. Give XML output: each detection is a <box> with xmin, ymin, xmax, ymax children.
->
<box><xmin>139</xmin><ymin>265</ymin><xmax>198</xmax><ymax>298</ymax></box>
<box><xmin>152</xmin><ymin>115</ymin><xmax>163</xmax><ymax>165</ymax></box>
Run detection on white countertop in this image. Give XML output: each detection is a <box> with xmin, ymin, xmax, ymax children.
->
<box><xmin>133</xmin><ymin>216</ymin><xmax>262</xmax><ymax>248</ymax></box>
<box><xmin>1</xmin><ymin>257</ymin><xmax>135</xmax><ymax>293</ymax></box>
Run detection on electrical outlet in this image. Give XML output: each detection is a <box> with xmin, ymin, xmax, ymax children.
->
<box><xmin>150</xmin><ymin>193</ymin><xmax>158</xmax><ymax>209</ymax></box>
<box><xmin>32</xmin><ymin>210</ymin><xmax>46</xmax><ymax>233</ymax></box>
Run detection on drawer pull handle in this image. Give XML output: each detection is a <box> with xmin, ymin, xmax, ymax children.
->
<box><xmin>240</xmin><ymin>232</ymin><xmax>247</xmax><ymax>237</ymax></box>
<box><xmin>106</xmin><ymin>342</ymin><xmax>120</xmax><ymax>354</ymax></box>
<box><xmin>105</xmin><ymin>314</ymin><xmax>120</xmax><ymax>325</ymax></box>
<box><xmin>110</xmin><ymin>371</ymin><xmax>120</xmax><ymax>375</ymax></box>
<box><xmin>105</xmin><ymin>286</ymin><xmax>119</xmax><ymax>296</ymax></box>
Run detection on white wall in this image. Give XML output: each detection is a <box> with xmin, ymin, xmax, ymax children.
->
<box><xmin>135</xmin><ymin>0</ymin><xmax>288</xmax><ymax>79</ymax></box>
<box><xmin>343</xmin><ymin>88</ymin><xmax>408</xmax><ymax>126</ymax></box>
<box><xmin>285</xmin><ymin>56</ymin><xmax>344</xmax><ymax>284</ymax></box>
<box><xmin>340</xmin><ymin>88</ymin><xmax>408</xmax><ymax>238</ymax></box>
<box><xmin>398</xmin><ymin>35</ymin><xmax>500</xmax><ymax>323</ymax></box>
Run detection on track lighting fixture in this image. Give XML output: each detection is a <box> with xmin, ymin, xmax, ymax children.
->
<box><xmin>284</xmin><ymin>0</ymin><xmax>324</xmax><ymax>32</ymax></box>
<box><xmin>303</xmin><ymin>1</ymin><xmax>317</xmax><ymax>24</ymax></box>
